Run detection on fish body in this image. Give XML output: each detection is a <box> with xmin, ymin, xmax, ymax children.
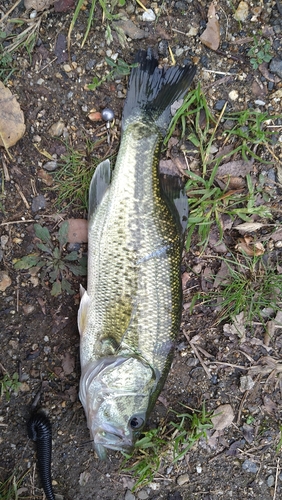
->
<box><xmin>78</xmin><ymin>50</ymin><xmax>196</xmax><ymax>458</ymax></box>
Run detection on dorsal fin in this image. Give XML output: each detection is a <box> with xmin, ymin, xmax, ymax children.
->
<box><xmin>88</xmin><ymin>159</ymin><xmax>111</xmax><ymax>219</ymax></box>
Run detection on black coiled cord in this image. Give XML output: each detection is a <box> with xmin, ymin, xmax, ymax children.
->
<box><xmin>27</xmin><ymin>411</ymin><xmax>55</xmax><ymax>500</ymax></box>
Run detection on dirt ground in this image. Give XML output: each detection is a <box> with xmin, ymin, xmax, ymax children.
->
<box><xmin>1</xmin><ymin>0</ymin><xmax>282</xmax><ymax>499</ymax></box>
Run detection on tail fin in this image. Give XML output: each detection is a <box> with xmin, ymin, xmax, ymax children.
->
<box><xmin>122</xmin><ymin>49</ymin><xmax>196</xmax><ymax>135</ymax></box>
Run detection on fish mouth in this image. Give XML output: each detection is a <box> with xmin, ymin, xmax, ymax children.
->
<box><xmin>93</xmin><ymin>423</ymin><xmax>133</xmax><ymax>456</ymax></box>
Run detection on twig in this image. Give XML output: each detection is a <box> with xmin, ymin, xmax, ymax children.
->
<box><xmin>0</xmin><ymin>0</ymin><xmax>22</xmax><ymax>24</ymax></box>
<box><xmin>203</xmin><ymin>69</ymin><xmax>235</xmax><ymax>76</ymax></box>
<box><xmin>37</xmin><ymin>56</ymin><xmax>57</xmax><ymax>73</ymax></box>
<box><xmin>0</xmin><ymin>219</ymin><xmax>35</xmax><ymax>226</ymax></box>
<box><xmin>16</xmin><ymin>275</ymin><xmax>20</xmax><ymax>313</ymax></box>
<box><xmin>171</xmin><ymin>28</ymin><xmax>186</xmax><ymax>35</ymax></box>
<box><xmin>183</xmin><ymin>331</ymin><xmax>211</xmax><ymax>379</ymax></box>
<box><xmin>14</xmin><ymin>183</ymin><xmax>30</xmax><ymax>209</ymax></box>
<box><xmin>2</xmin><ymin>160</ymin><xmax>10</xmax><ymax>181</ymax></box>
<box><xmin>208</xmin><ymin>361</ymin><xmax>248</xmax><ymax>370</ymax></box>
<box><xmin>273</xmin><ymin>458</ymin><xmax>280</xmax><ymax>500</ymax></box>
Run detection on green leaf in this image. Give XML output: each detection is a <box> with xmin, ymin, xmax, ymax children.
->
<box><xmin>36</xmin><ymin>242</ymin><xmax>52</xmax><ymax>254</ymax></box>
<box><xmin>49</xmin><ymin>269</ymin><xmax>58</xmax><ymax>281</ymax></box>
<box><xmin>53</xmin><ymin>247</ymin><xmax>61</xmax><ymax>259</ymax></box>
<box><xmin>14</xmin><ymin>254</ymin><xmax>41</xmax><ymax>269</ymax></box>
<box><xmin>105</xmin><ymin>55</ymin><xmax>116</xmax><ymax>67</ymax></box>
<box><xmin>51</xmin><ymin>281</ymin><xmax>62</xmax><ymax>296</ymax></box>
<box><xmin>88</xmin><ymin>76</ymin><xmax>102</xmax><ymax>90</ymax></box>
<box><xmin>34</xmin><ymin>223</ymin><xmax>51</xmax><ymax>244</ymax></box>
<box><xmin>66</xmin><ymin>262</ymin><xmax>87</xmax><ymax>276</ymax></box>
<box><xmin>64</xmin><ymin>251</ymin><xmax>79</xmax><ymax>261</ymax></box>
<box><xmin>58</xmin><ymin>221</ymin><xmax>69</xmax><ymax>247</ymax></box>
<box><xmin>61</xmin><ymin>278</ymin><xmax>75</xmax><ymax>294</ymax></box>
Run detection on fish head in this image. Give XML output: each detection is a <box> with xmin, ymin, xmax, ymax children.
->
<box><xmin>79</xmin><ymin>355</ymin><xmax>157</xmax><ymax>459</ymax></box>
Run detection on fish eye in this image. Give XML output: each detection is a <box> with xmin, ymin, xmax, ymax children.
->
<box><xmin>129</xmin><ymin>416</ymin><xmax>144</xmax><ymax>429</ymax></box>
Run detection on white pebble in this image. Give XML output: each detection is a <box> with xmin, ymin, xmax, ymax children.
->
<box><xmin>254</xmin><ymin>100</ymin><xmax>266</xmax><ymax>106</ymax></box>
<box><xmin>228</xmin><ymin>90</ymin><xmax>239</xmax><ymax>101</ymax></box>
<box><xmin>142</xmin><ymin>9</ymin><xmax>156</xmax><ymax>21</ymax></box>
<box><xmin>234</xmin><ymin>1</ymin><xmax>249</xmax><ymax>22</ymax></box>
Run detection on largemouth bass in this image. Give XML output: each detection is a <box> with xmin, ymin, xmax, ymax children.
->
<box><xmin>78</xmin><ymin>49</ymin><xmax>196</xmax><ymax>459</ymax></box>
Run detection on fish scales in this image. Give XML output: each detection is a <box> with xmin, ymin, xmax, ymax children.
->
<box><xmin>78</xmin><ymin>49</ymin><xmax>196</xmax><ymax>458</ymax></box>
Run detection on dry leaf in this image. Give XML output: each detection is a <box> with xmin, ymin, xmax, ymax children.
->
<box><xmin>242</xmin><ymin>424</ymin><xmax>254</xmax><ymax>444</ymax></box>
<box><xmin>223</xmin><ymin>311</ymin><xmax>246</xmax><ymax>340</ymax></box>
<box><xmin>274</xmin><ymin>311</ymin><xmax>282</xmax><ymax>326</ymax></box>
<box><xmin>79</xmin><ymin>471</ymin><xmax>90</xmax><ymax>487</ymax></box>
<box><xmin>259</xmin><ymin>62</ymin><xmax>280</xmax><ymax>83</ymax></box>
<box><xmin>262</xmin><ymin>395</ymin><xmax>277</xmax><ymax>415</ymax></box>
<box><xmin>0</xmin><ymin>82</ymin><xmax>26</xmax><ymax>148</ymax></box>
<box><xmin>213</xmin><ymin>260</ymin><xmax>230</xmax><ymax>288</ymax></box>
<box><xmin>61</xmin><ymin>352</ymin><xmax>75</xmax><ymax>375</ymax></box>
<box><xmin>211</xmin><ymin>404</ymin><xmax>234</xmax><ymax>430</ymax></box>
<box><xmin>270</xmin><ymin>228</ymin><xmax>282</xmax><ymax>242</ymax></box>
<box><xmin>216</xmin><ymin>160</ymin><xmax>253</xmax><ymax>178</ymax></box>
<box><xmin>24</xmin><ymin>0</ymin><xmax>55</xmax><ymax>10</ymax></box>
<box><xmin>234</xmin><ymin>222</ymin><xmax>265</xmax><ymax>233</ymax></box>
<box><xmin>235</xmin><ymin>238</ymin><xmax>265</xmax><ymax>256</ymax></box>
<box><xmin>200</xmin><ymin>2</ymin><xmax>220</xmax><ymax>51</ymax></box>
<box><xmin>37</xmin><ymin>169</ymin><xmax>53</xmax><ymax>186</ymax></box>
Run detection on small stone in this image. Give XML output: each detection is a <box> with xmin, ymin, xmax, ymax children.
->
<box><xmin>43</xmin><ymin>160</ymin><xmax>58</xmax><ymax>171</ymax></box>
<box><xmin>22</xmin><ymin>304</ymin><xmax>35</xmax><ymax>315</ymax></box>
<box><xmin>242</xmin><ymin>459</ymin><xmax>259</xmax><ymax>473</ymax></box>
<box><xmin>48</xmin><ymin>120</ymin><xmax>65</xmax><ymax>137</ymax></box>
<box><xmin>85</xmin><ymin>59</ymin><xmax>96</xmax><ymax>70</ymax></box>
<box><xmin>0</xmin><ymin>272</ymin><xmax>12</xmax><ymax>291</ymax></box>
<box><xmin>32</xmin><ymin>135</ymin><xmax>41</xmax><ymax>143</ymax></box>
<box><xmin>228</xmin><ymin>90</ymin><xmax>239</xmax><ymax>101</ymax></box>
<box><xmin>1</xmin><ymin>235</ymin><xmax>9</xmax><ymax>249</ymax></box>
<box><xmin>234</xmin><ymin>1</ymin><xmax>249</xmax><ymax>22</ymax></box>
<box><xmin>175</xmin><ymin>47</ymin><xmax>184</xmax><ymax>57</ymax></box>
<box><xmin>177</xmin><ymin>473</ymin><xmax>189</xmax><ymax>486</ymax></box>
<box><xmin>269</xmin><ymin>57</ymin><xmax>282</xmax><ymax>79</ymax></box>
<box><xmin>137</xmin><ymin>490</ymin><xmax>149</xmax><ymax>499</ymax></box>
<box><xmin>36</xmin><ymin>78</ymin><xmax>44</xmax><ymax>85</ymax></box>
<box><xmin>188</xmin><ymin>26</ymin><xmax>198</xmax><ymax>36</ymax></box>
<box><xmin>125</xmin><ymin>491</ymin><xmax>135</xmax><ymax>500</ymax></box>
<box><xmin>88</xmin><ymin>111</ymin><xmax>102</xmax><ymax>122</ymax></box>
<box><xmin>254</xmin><ymin>100</ymin><xmax>265</xmax><ymax>106</ymax></box>
<box><xmin>267</xmin><ymin>475</ymin><xmax>275</xmax><ymax>487</ymax></box>
<box><xmin>63</xmin><ymin>64</ymin><xmax>72</xmax><ymax>72</ymax></box>
<box><xmin>142</xmin><ymin>8</ymin><xmax>156</xmax><ymax>21</ymax></box>
<box><xmin>214</xmin><ymin>99</ymin><xmax>227</xmax><ymax>111</ymax></box>
<box><xmin>31</xmin><ymin>194</ymin><xmax>46</xmax><ymax>212</ymax></box>
<box><xmin>240</xmin><ymin>375</ymin><xmax>255</xmax><ymax>392</ymax></box>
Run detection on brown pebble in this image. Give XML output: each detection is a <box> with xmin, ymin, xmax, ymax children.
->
<box><xmin>0</xmin><ymin>272</ymin><xmax>12</xmax><ymax>291</ymax></box>
<box><xmin>88</xmin><ymin>111</ymin><xmax>102</xmax><ymax>122</ymax></box>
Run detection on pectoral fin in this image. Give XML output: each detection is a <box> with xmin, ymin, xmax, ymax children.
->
<box><xmin>78</xmin><ymin>285</ymin><xmax>90</xmax><ymax>336</ymax></box>
<box><xmin>160</xmin><ymin>174</ymin><xmax>189</xmax><ymax>236</ymax></box>
<box><xmin>88</xmin><ymin>159</ymin><xmax>111</xmax><ymax>219</ymax></box>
